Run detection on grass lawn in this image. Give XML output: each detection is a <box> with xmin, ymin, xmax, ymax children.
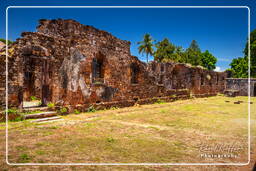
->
<box><xmin>0</xmin><ymin>95</ymin><xmax>255</xmax><ymax>170</ymax></box>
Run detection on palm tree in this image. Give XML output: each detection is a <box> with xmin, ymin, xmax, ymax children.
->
<box><xmin>137</xmin><ymin>33</ymin><xmax>154</xmax><ymax>63</ymax></box>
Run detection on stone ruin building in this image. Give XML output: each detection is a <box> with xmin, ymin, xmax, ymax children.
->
<box><xmin>0</xmin><ymin>19</ymin><xmax>227</xmax><ymax>112</ymax></box>
<box><xmin>225</xmin><ymin>78</ymin><xmax>256</xmax><ymax>97</ymax></box>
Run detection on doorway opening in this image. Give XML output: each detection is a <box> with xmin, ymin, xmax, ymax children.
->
<box><xmin>22</xmin><ymin>57</ymin><xmax>51</xmax><ymax>108</ymax></box>
<box><xmin>254</xmin><ymin>83</ymin><xmax>256</xmax><ymax>97</ymax></box>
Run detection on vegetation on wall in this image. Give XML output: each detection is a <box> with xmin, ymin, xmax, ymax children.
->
<box><xmin>0</xmin><ymin>38</ymin><xmax>13</xmax><ymax>45</ymax></box>
<box><xmin>137</xmin><ymin>34</ymin><xmax>217</xmax><ymax>70</ymax></box>
<box><xmin>228</xmin><ymin>29</ymin><xmax>256</xmax><ymax>78</ymax></box>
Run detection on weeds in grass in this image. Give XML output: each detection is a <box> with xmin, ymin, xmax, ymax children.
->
<box><xmin>6</xmin><ymin>108</ymin><xmax>17</xmax><ymax>114</ymax></box>
<box><xmin>74</xmin><ymin>109</ymin><xmax>80</xmax><ymax>114</ymax></box>
<box><xmin>21</xmin><ymin>110</ymin><xmax>41</xmax><ymax>115</ymax></box>
<box><xmin>19</xmin><ymin>153</ymin><xmax>30</xmax><ymax>162</ymax></box>
<box><xmin>160</xmin><ymin>109</ymin><xmax>167</xmax><ymax>113</ymax></box>
<box><xmin>1</xmin><ymin>108</ymin><xmax>24</xmax><ymax>122</ymax></box>
<box><xmin>106</xmin><ymin>137</ymin><xmax>115</xmax><ymax>143</ymax></box>
<box><xmin>36</xmin><ymin>150</ymin><xmax>45</xmax><ymax>155</ymax></box>
<box><xmin>16</xmin><ymin>146</ymin><xmax>27</xmax><ymax>151</ymax></box>
<box><xmin>48</xmin><ymin>126</ymin><xmax>59</xmax><ymax>129</ymax></box>
<box><xmin>60</xmin><ymin>107</ymin><xmax>68</xmax><ymax>114</ymax></box>
<box><xmin>30</xmin><ymin>96</ymin><xmax>37</xmax><ymax>101</ymax></box>
<box><xmin>88</xmin><ymin>105</ymin><xmax>96</xmax><ymax>113</ymax></box>
<box><xmin>12</xmin><ymin>115</ymin><xmax>24</xmax><ymax>122</ymax></box>
<box><xmin>47</xmin><ymin>102</ymin><xmax>55</xmax><ymax>109</ymax></box>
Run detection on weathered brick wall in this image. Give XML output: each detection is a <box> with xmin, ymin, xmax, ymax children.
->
<box><xmin>0</xmin><ymin>47</ymin><xmax>6</xmax><ymax>109</ymax></box>
<box><xmin>225</xmin><ymin>78</ymin><xmax>256</xmax><ymax>96</ymax></box>
<box><xmin>0</xmin><ymin>19</ymin><xmax>227</xmax><ymax>109</ymax></box>
<box><xmin>0</xmin><ymin>42</ymin><xmax>25</xmax><ymax>109</ymax></box>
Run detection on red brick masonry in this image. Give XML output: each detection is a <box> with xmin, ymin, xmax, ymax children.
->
<box><xmin>0</xmin><ymin>19</ymin><xmax>227</xmax><ymax>111</ymax></box>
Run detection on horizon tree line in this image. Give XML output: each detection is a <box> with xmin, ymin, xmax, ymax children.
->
<box><xmin>137</xmin><ymin>34</ymin><xmax>217</xmax><ymax>71</ymax></box>
<box><xmin>228</xmin><ymin>29</ymin><xmax>256</xmax><ymax>78</ymax></box>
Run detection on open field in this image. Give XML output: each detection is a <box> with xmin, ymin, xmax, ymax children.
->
<box><xmin>0</xmin><ymin>95</ymin><xmax>255</xmax><ymax>170</ymax></box>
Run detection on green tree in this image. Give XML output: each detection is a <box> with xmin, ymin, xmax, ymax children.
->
<box><xmin>173</xmin><ymin>46</ymin><xmax>186</xmax><ymax>63</ymax></box>
<box><xmin>244</xmin><ymin>29</ymin><xmax>256</xmax><ymax>77</ymax></box>
<box><xmin>153</xmin><ymin>38</ymin><xmax>176</xmax><ymax>62</ymax></box>
<box><xmin>185</xmin><ymin>40</ymin><xmax>202</xmax><ymax>66</ymax></box>
<box><xmin>229</xmin><ymin>57</ymin><xmax>248</xmax><ymax>78</ymax></box>
<box><xmin>229</xmin><ymin>29</ymin><xmax>256</xmax><ymax>78</ymax></box>
<box><xmin>137</xmin><ymin>34</ymin><xmax>154</xmax><ymax>63</ymax></box>
<box><xmin>201</xmin><ymin>50</ymin><xmax>217</xmax><ymax>70</ymax></box>
<box><xmin>188</xmin><ymin>40</ymin><xmax>201</xmax><ymax>52</ymax></box>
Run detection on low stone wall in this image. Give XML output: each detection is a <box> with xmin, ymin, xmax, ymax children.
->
<box><xmin>225</xmin><ymin>78</ymin><xmax>256</xmax><ymax>96</ymax></box>
<box><xmin>60</xmin><ymin>89</ymin><xmax>191</xmax><ymax>113</ymax></box>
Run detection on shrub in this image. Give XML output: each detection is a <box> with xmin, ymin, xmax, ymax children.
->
<box><xmin>7</xmin><ymin>108</ymin><xmax>17</xmax><ymax>114</ymax></box>
<box><xmin>12</xmin><ymin>115</ymin><xmax>24</xmax><ymax>122</ymax></box>
<box><xmin>0</xmin><ymin>109</ymin><xmax>24</xmax><ymax>122</ymax></box>
<box><xmin>155</xmin><ymin>99</ymin><xmax>165</xmax><ymax>104</ymax></box>
<box><xmin>60</xmin><ymin>107</ymin><xmax>68</xmax><ymax>114</ymax></box>
<box><xmin>74</xmin><ymin>109</ymin><xmax>80</xmax><ymax>114</ymax></box>
<box><xmin>87</xmin><ymin>105</ymin><xmax>96</xmax><ymax>113</ymax></box>
<box><xmin>47</xmin><ymin>102</ymin><xmax>55</xmax><ymax>108</ymax></box>
<box><xmin>30</xmin><ymin>96</ymin><xmax>37</xmax><ymax>101</ymax></box>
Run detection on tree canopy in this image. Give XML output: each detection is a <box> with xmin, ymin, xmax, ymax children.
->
<box><xmin>229</xmin><ymin>29</ymin><xmax>256</xmax><ymax>78</ymax></box>
<box><xmin>188</xmin><ymin>40</ymin><xmax>201</xmax><ymax>52</ymax></box>
<box><xmin>154</xmin><ymin>38</ymin><xmax>175</xmax><ymax>62</ymax></box>
<box><xmin>201</xmin><ymin>50</ymin><xmax>217</xmax><ymax>70</ymax></box>
<box><xmin>137</xmin><ymin>34</ymin><xmax>154</xmax><ymax>63</ymax></box>
<box><xmin>137</xmin><ymin>34</ymin><xmax>217</xmax><ymax>70</ymax></box>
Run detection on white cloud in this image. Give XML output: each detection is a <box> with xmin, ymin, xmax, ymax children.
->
<box><xmin>214</xmin><ymin>66</ymin><xmax>221</xmax><ymax>72</ymax></box>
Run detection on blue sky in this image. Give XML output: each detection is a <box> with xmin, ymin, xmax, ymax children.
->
<box><xmin>1</xmin><ymin>0</ymin><xmax>256</xmax><ymax>71</ymax></box>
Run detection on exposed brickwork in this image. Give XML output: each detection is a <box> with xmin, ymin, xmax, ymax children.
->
<box><xmin>0</xmin><ymin>19</ymin><xmax>227</xmax><ymax>110</ymax></box>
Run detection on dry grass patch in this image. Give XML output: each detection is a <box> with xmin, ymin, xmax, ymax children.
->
<box><xmin>0</xmin><ymin>96</ymin><xmax>255</xmax><ymax>168</ymax></box>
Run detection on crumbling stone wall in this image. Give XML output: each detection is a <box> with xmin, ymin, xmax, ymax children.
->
<box><xmin>225</xmin><ymin>78</ymin><xmax>256</xmax><ymax>96</ymax></box>
<box><xmin>0</xmin><ymin>41</ymin><xmax>25</xmax><ymax>108</ymax></box>
<box><xmin>0</xmin><ymin>19</ymin><xmax>227</xmax><ymax>110</ymax></box>
<box><xmin>0</xmin><ymin>46</ymin><xmax>6</xmax><ymax>108</ymax></box>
